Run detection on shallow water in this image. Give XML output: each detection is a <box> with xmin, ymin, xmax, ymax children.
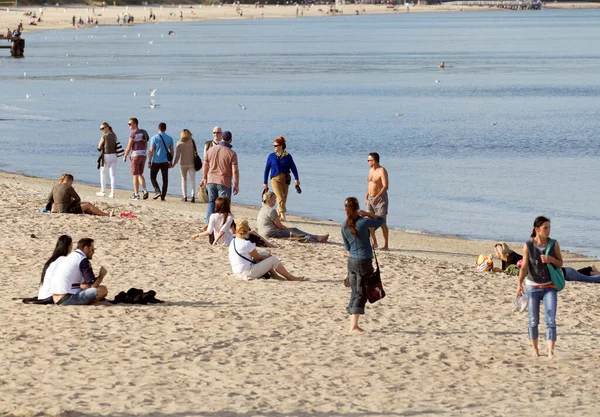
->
<box><xmin>1</xmin><ymin>9</ymin><xmax>599</xmax><ymax>256</ymax></box>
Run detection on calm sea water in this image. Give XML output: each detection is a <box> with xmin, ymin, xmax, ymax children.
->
<box><xmin>1</xmin><ymin>9</ymin><xmax>600</xmax><ymax>257</ymax></box>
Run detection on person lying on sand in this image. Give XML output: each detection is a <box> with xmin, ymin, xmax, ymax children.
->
<box><xmin>47</xmin><ymin>173</ymin><xmax>113</xmax><ymax>216</ymax></box>
<box><xmin>229</xmin><ymin>219</ymin><xmax>305</xmax><ymax>281</ymax></box>
<box><xmin>257</xmin><ymin>191</ymin><xmax>328</xmax><ymax>243</ymax></box>
<box><xmin>50</xmin><ymin>238</ymin><xmax>110</xmax><ymax>306</ymax></box>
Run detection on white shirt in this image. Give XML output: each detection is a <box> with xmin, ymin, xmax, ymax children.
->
<box><xmin>208</xmin><ymin>213</ymin><xmax>234</xmax><ymax>246</ymax></box>
<box><xmin>38</xmin><ymin>256</ymin><xmax>66</xmax><ymax>299</ymax></box>
<box><xmin>50</xmin><ymin>250</ymin><xmax>88</xmax><ymax>295</ymax></box>
<box><xmin>228</xmin><ymin>238</ymin><xmax>256</xmax><ymax>274</ymax></box>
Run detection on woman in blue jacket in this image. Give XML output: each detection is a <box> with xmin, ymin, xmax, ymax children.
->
<box><xmin>263</xmin><ymin>136</ymin><xmax>299</xmax><ymax>222</ymax></box>
<box><xmin>342</xmin><ymin>197</ymin><xmax>385</xmax><ymax>333</ymax></box>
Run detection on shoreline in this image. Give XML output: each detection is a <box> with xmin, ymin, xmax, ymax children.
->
<box><xmin>1</xmin><ymin>169</ymin><xmax>594</xmax><ymax>267</ymax></box>
<box><xmin>2</xmin><ymin>2</ymin><xmax>600</xmax><ymax>34</ymax></box>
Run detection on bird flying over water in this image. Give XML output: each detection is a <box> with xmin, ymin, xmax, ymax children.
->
<box><xmin>237</xmin><ymin>104</ymin><xmax>246</xmax><ymax>110</ymax></box>
<box><xmin>150</xmin><ymin>89</ymin><xmax>157</xmax><ymax>97</ymax></box>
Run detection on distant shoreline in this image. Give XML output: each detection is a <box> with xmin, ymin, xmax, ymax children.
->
<box><xmin>2</xmin><ymin>2</ymin><xmax>599</xmax><ymax>35</ymax></box>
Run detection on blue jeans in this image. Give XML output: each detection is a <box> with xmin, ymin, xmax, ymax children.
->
<box><xmin>269</xmin><ymin>227</ymin><xmax>318</xmax><ymax>242</ymax></box>
<box><xmin>205</xmin><ymin>183</ymin><xmax>232</xmax><ymax>222</ymax></box>
<box><xmin>57</xmin><ymin>288</ymin><xmax>98</xmax><ymax>306</ymax></box>
<box><xmin>526</xmin><ymin>285</ymin><xmax>557</xmax><ymax>341</ymax></box>
<box><xmin>564</xmin><ymin>267</ymin><xmax>600</xmax><ymax>283</ymax></box>
<box><xmin>347</xmin><ymin>258</ymin><xmax>373</xmax><ymax>315</ymax></box>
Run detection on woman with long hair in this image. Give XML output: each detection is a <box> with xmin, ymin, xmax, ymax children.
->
<box><xmin>228</xmin><ymin>219</ymin><xmax>304</xmax><ymax>281</ymax></box>
<box><xmin>516</xmin><ymin>216</ymin><xmax>563</xmax><ymax>359</ymax></box>
<box><xmin>193</xmin><ymin>196</ymin><xmax>234</xmax><ymax>246</ymax></box>
<box><xmin>173</xmin><ymin>128</ymin><xmax>197</xmax><ymax>202</ymax></box>
<box><xmin>492</xmin><ymin>242</ymin><xmax>523</xmax><ymax>272</ymax></box>
<box><xmin>96</xmin><ymin>122</ymin><xmax>118</xmax><ymax>198</ymax></box>
<box><xmin>37</xmin><ymin>235</ymin><xmax>73</xmax><ymax>301</ymax></box>
<box><xmin>341</xmin><ymin>197</ymin><xmax>385</xmax><ymax>333</ymax></box>
<box><xmin>263</xmin><ymin>136</ymin><xmax>300</xmax><ymax>222</ymax></box>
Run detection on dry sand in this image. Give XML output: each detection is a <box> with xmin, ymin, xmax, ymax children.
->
<box><xmin>2</xmin><ymin>2</ymin><xmax>599</xmax><ymax>35</ymax></box>
<box><xmin>1</xmin><ymin>170</ymin><xmax>600</xmax><ymax>416</ymax></box>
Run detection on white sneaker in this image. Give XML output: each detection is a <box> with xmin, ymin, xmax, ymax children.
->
<box><xmin>108</xmin><ymin>193</ymin><xmax>115</xmax><ymax>199</ymax></box>
<box><xmin>96</xmin><ymin>191</ymin><xmax>106</xmax><ymax>197</ymax></box>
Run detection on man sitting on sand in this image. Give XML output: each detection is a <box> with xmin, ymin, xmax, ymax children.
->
<box><xmin>47</xmin><ymin>173</ymin><xmax>113</xmax><ymax>216</ymax></box>
<box><xmin>50</xmin><ymin>238</ymin><xmax>109</xmax><ymax>306</ymax></box>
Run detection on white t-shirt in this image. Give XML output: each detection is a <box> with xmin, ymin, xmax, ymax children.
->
<box><xmin>228</xmin><ymin>238</ymin><xmax>256</xmax><ymax>274</ymax></box>
<box><xmin>50</xmin><ymin>250</ymin><xmax>87</xmax><ymax>295</ymax></box>
<box><xmin>208</xmin><ymin>213</ymin><xmax>234</xmax><ymax>246</ymax></box>
<box><xmin>38</xmin><ymin>256</ymin><xmax>66</xmax><ymax>299</ymax></box>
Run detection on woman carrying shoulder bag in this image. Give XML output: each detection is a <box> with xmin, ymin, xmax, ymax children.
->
<box><xmin>516</xmin><ymin>216</ymin><xmax>563</xmax><ymax>359</ymax></box>
<box><xmin>341</xmin><ymin>197</ymin><xmax>385</xmax><ymax>333</ymax></box>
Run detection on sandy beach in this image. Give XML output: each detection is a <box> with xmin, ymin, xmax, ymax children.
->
<box><xmin>1</xmin><ymin>170</ymin><xmax>600</xmax><ymax>416</ymax></box>
<box><xmin>2</xmin><ymin>2</ymin><xmax>600</xmax><ymax>35</ymax></box>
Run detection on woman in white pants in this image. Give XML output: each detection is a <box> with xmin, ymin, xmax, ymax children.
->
<box><xmin>228</xmin><ymin>220</ymin><xmax>305</xmax><ymax>281</ymax></box>
<box><xmin>172</xmin><ymin>129</ymin><xmax>197</xmax><ymax>203</ymax></box>
<box><xmin>97</xmin><ymin>122</ymin><xmax>118</xmax><ymax>198</ymax></box>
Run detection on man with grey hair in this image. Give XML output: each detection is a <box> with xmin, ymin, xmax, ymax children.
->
<box><xmin>204</xmin><ymin>126</ymin><xmax>222</xmax><ymax>159</ymax></box>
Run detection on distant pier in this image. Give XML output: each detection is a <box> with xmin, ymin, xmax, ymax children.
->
<box><xmin>443</xmin><ymin>0</ymin><xmax>542</xmax><ymax>9</ymax></box>
<box><xmin>0</xmin><ymin>36</ymin><xmax>25</xmax><ymax>57</ymax></box>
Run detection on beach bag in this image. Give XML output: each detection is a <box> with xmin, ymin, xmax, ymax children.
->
<box><xmin>197</xmin><ymin>184</ymin><xmax>209</xmax><ymax>203</ymax></box>
<box><xmin>364</xmin><ymin>249</ymin><xmax>385</xmax><ymax>303</ymax></box>
<box><xmin>115</xmin><ymin>141</ymin><xmax>125</xmax><ymax>158</ymax></box>
<box><xmin>476</xmin><ymin>254</ymin><xmax>494</xmax><ymax>272</ymax></box>
<box><xmin>545</xmin><ymin>239</ymin><xmax>565</xmax><ymax>291</ymax></box>
<box><xmin>192</xmin><ymin>140</ymin><xmax>202</xmax><ymax>171</ymax></box>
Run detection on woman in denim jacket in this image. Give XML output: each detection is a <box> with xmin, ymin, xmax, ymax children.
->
<box><xmin>341</xmin><ymin>197</ymin><xmax>385</xmax><ymax>333</ymax></box>
<box><xmin>516</xmin><ymin>216</ymin><xmax>563</xmax><ymax>359</ymax></box>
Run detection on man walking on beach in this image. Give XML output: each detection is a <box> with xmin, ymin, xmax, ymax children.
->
<box><xmin>204</xmin><ymin>126</ymin><xmax>222</xmax><ymax>159</ymax></box>
<box><xmin>123</xmin><ymin>118</ymin><xmax>149</xmax><ymax>200</ymax></box>
<box><xmin>51</xmin><ymin>238</ymin><xmax>109</xmax><ymax>306</ymax></box>
<box><xmin>200</xmin><ymin>130</ymin><xmax>239</xmax><ymax>222</ymax></box>
<box><xmin>148</xmin><ymin>122</ymin><xmax>174</xmax><ymax>201</ymax></box>
<box><xmin>365</xmin><ymin>152</ymin><xmax>389</xmax><ymax>250</ymax></box>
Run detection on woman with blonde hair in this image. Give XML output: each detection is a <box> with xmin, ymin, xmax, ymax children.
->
<box><xmin>96</xmin><ymin>122</ymin><xmax>118</xmax><ymax>198</ymax></box>
<box><xmin>228</xmin><ymin>219</ymin><xmax>305</xmax><ymax>281</ymax></box>
<box><xmin>493</xmin><ymin>242</ymin><xmax>523</xmax><ymax>272</ymax></box>
<box><xmin>48</xmin><ymin>174</ymin><xmax>113</xmax><ymax>216</ymax></box>
<box><xmin>172</xmin><ymin>129</ymin><xmax>198</xmax><ymax>203</ymax></box>
<box><xmin>263</xmin><ymin>136</ymin><xmax>300</xmax><ymax>221</ymax></box>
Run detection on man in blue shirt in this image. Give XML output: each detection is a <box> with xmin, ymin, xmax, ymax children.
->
<box><xmin>148</xmin><ymin>122</ymin><xmax>174</xmax><ymax>201</ymax></box>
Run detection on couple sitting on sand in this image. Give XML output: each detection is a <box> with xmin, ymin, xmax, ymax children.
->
<box><xmin>47</xmin><ymin>174</ymin><xmax>113</xmax><ymax>216</ymax></box>
<box><xmin>38</xmin><ymin>236</ymin><xmax>109</xmax><ymax>306</ymax></box>
<box><xmin>191</xmin><ymin>195</ymin><xmax>308</xmax><ymax>281</ymax></box>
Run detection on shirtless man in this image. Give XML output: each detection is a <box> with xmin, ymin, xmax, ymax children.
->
<box><xmin>365</xmin><ymin>152</ymin><xmax>389</xmax><ymax>249</ymax></box>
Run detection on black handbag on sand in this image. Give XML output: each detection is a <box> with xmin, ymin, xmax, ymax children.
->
<box><xmin>192</xmin><ymin>140</ymin><xmax>202</xmax><ymax>171</ymax></box>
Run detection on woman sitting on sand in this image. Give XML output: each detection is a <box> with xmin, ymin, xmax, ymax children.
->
<box><xmin>192</xmin><ymin>196</ymin><xmax>234</xmax><ymax>246</ymax></box>
<box><xmin>257</xmin><ymin>191</ymin><xmax>328</xmax><ymax>243</ymax></box>
<box><xmin>516</xmin><ymin>216</ymin><xmax>562</xmax><ymax>359</ymax></box>
<box><xmin>342</xmin><ymin>197</ymin><xmax>385</xmax><ymax>333</ymax></box>
<box><xmin>47</xmin><ymin>174</ymin><xmax>113</xmax><ymax>216</ymax></box>
<box><xmin>492</xmin><ymin>242</ymin><xmax>523</xmax><ymax>272</ymax></box>
<box><xmin>228</xmin><ymin>219</ymin><xmax>304</xmax><ymax>281</ymax></box>
<box><xmin>37</xmin><ymin>235</ymin><xmax>73</xmax><ymax>302</ymax></box>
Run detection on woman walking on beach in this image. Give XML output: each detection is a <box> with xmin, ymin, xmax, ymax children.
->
<box><xmin>263</xmin><ymin>136</ymin><xmax>300</xmax><ymax>222</ymax></box>
<box><xmin>342</xmin><ymin>197</ymin><xmax>385</xmax><ymax>333</ymax></box>
<box><xmin>516</xmin><ymin>216</ymin><xmax>563</xmax><ymax>359</ymax></box>
<box><xmin>96</xmin><ymin>122</ymin><xmax>118</xmax><ymax>198</ymax></box>
<box><xmin>172</xmin><ymin>129</ymin><xmax>197</xmax><ymax>203</ymax></box>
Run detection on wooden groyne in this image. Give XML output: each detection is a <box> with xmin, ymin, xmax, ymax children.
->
<box><xmin>443</xmin><ymin>0</ymin><xmax>542</xmax><ymax>9</ymax></box>
<box><xmin>0</xmin><ymin>36</ymin><xmax>25</xmax><ymax>57</ymax></box>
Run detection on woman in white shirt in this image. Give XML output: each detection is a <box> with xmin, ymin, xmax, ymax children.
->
<box><xmin>228</xmin><ymin>219</ymin><xmax>305</xmax><ymax>281</ymax></box>
<box><xmin>38</xmin><ymin>235</ymin><xmax>73</xmax><ymax>301</ymax></box>
<box><xmin>193</xmin><ymin>197</ymin><xmax>234</xmax><ymax>246</ymax></box>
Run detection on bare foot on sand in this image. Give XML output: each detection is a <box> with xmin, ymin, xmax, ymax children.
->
<box><xmin>532</xmin><ymin>349</ymin><xmax>540</xmax><ymax>358</ymax></box>
<box><xmin>108</xmin><ymin>209</ymin><xmax>114</xmax><ymax>217</ymax></box>
<box><xmin>380</xmin><ymin>246</ymin><xmax>389</xmax><ymax>251</ymax></box>
<box><xmin>350</xmin><ymin>327</ymin><xmax>364</xmax><ymax>334</ymax></box>
<box><xmin>548</xmin><ymin>350</ymin><xmax>554</xmax><ymax>360</ymax></box>
<box><xmin>372</xmin><ymin>242</ymin><xmax>378</xmax><ymax>249</ymax></box>
<box><xmin>317</xmin><ymin>234</ymin><xmax>329</xmax><ymax>243</ymax></box>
